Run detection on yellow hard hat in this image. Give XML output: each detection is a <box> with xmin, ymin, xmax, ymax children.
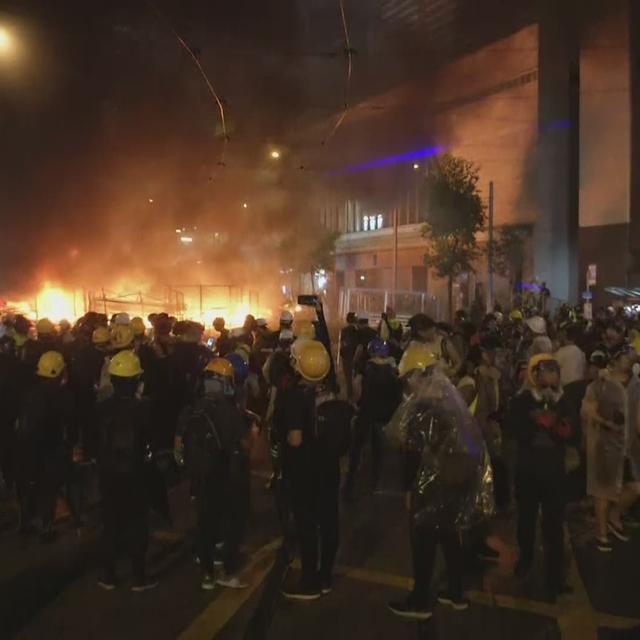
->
<box><xmin>110</xmin><ymin>324</ymin><xmax>135</xmax><ymax>350</ymax></box>
<box><xmin>398</xmin><ymin>342</ymin><xmax>438</xmax><ymax>377</ymax></box>
<box><xmin>92</xmin><ymin>326</ymin><xmax>111</xmax><ymax>345</ymax></box>
<box><xmin>108</xmin><ymin>349</ymin><xmax>143</xmax><ymax>378</ymax></box>
<box><xmin>509</xmin><ymin>309</ymin><xmax>524</xmax><ymax>321</ymax></box>
<box><xmin>291</xmin><ymin>339</ymin><xmax>330</xmax><ymax>383</ymax></box>
<box><xmin>204</xmin><ymin>357</ymin><xmax>235</xmax><ymax>379</ymax></box>
<box><xmin>294</xmin><ymin>319</ymin><xmax>316</xmax><ymax>340</ymax></box>
<box><xmin>131</xmin><ymin>317</ymin><xmax>146</xmax><ymax>337</ymax></box>
<box><xmin>527</xmin><ymin>353</ymin><xmax>558</xmax><ymax>386</ymax></box>
<box><xmin>36</xmin><ymin>318</ymin><xmax>55</xmax><ymax>336</ymax></box>
<box><xmin>37</xmin><ymin>351</ymin><xmax>66</xmax><ymax>379</ymax></box>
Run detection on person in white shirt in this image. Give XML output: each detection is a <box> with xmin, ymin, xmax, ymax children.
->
<box><xmin>555</xmin><ymin>323</ymin><xmax>586</xmax><ymax>386</ymax></box>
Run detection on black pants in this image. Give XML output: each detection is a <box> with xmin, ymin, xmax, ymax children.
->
<box><xmin>410</xmin><ymin>524</ymin><xmax>464</xmax><ymax>606</ymax></box>
<box><xmin>346</xmin><ymin>415</ymin><xmax>383</xmax><ymax>490</ymax></box>
<box><xmin>516</xmin><ymin>464</ymin><xmax>565</xmax><ymax>589</ymax></box>
<box><xmin>0</xmin><ymin>415</ymin><xmax>17</xmax><ymax>491</ymax></box>
<box><xmin>342</xmin><ymin>359</ymin><xmax>354</xmax><ymax>402</ymax></box>
<box><xmin>286</xmin><ymin>451</ymin><xmax>340</xmax><ymax>586</ymax></box>
<box><xmin>100</xmin><ymin>476</ymin><xmax>149</xmax><ymax>583</ymax></box>
<box><xmin>196</xmin><ymin>472</ymin><xmax>247</xmax><ymax>576</ymax></box>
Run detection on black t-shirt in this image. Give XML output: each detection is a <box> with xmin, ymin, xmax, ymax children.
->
<box><xmin>340</xmin><ymin>324</ymin><xmax>359</xmax><ymax>360</ymax></box>
<box><xmin>281</xmin><ymin>383</ymin><xmax>316</xmax><ymax>446</ymax></box>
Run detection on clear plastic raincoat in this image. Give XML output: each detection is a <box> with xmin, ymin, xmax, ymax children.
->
<box><xmin>387</xmin><ymin>369</ymin><xmax>494</xmax><ymax>531</ymax></box>
<box><xmin>583</xmin><ymin>373</ymin><xmax>640</xmax><ymax>500</ymax></box>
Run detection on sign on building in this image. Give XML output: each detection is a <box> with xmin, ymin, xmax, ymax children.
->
<box><xmin>587</xmin><ymin>264</ymin><xmax>597</xmax><ymax>287</ymax></box>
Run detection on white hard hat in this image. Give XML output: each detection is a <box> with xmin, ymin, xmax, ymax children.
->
<box><xmin>526</xmin><ymin>316</ymin><xmax>546</xmax><ymax>335</ymax></box>
<box><xmin>256</xmin><ymin>318</ymin><xmax>268</xmax><ymax>328</ymax></box>
<box><xmin>115</xmin><ymin>312</ymin><xmax>130</xmax><ymax>326</ymax></box>
<box><xmin>280</xmin><ymin>310</ymin><xmax>294</xmax><ymax>324</ymax></box>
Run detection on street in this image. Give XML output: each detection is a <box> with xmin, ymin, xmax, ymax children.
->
<box><xmin>2</xmin><ymin>440</ymin><xmax>640</xmax><ymax>640</ymax></box>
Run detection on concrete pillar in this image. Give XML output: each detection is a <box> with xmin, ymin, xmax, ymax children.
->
<box><xmin>533</xmin><ymin>0</ymin><xmax>580</xmax><ymax>303</ymax></box>
<box><xmin>628</xmin><ymin>0</ymin><xmax>640</xmax><ymax>279</ymax></box>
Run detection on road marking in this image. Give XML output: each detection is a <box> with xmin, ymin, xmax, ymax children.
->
<box><xmin>324</xmin><ymin>559</ymin><xmax>640</xmax><ymax>639</ymax></box>
<box><xmin>178</xmin><ymin>539</ymin><xmax>281</xmax><ymax>640</ymax></box>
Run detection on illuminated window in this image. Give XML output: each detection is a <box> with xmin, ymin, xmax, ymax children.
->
<box><xmin>376</xmin><ymin>214</ymin><xmax>383</xmax><ymax>229</ymax></box>
<box><xmin>362</xmin><ymin>215</ymin><xmax>369</xmax><ymax>231</ymax></box>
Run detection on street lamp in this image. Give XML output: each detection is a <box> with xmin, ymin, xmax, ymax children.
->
<box><xmin>270</xmin><ymin>150</ymin><xmax>281</xmax><ymax>159</ymax></box>
<box><xmin>412</xmin><ymin>163</ymin><xmax>420</xmax><ymax>170</ymax></box>
<box><xmin>0</xmin><ymin>27</ymin><xmax>13</xmax><ymax>55</ymax></box>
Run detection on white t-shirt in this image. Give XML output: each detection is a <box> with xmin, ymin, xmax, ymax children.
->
<box><xmin>555</xmin><ymin>344</ymin><xmax>586</xmax><ymax>386</ymax></box>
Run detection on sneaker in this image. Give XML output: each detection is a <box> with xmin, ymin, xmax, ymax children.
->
<box><xmin>131</xmin><ymin>579</ymin><xmax>159</xmax><ymax>593</ymax></box>
<box><xmin>608</xmin><ymin>521</ymin><xmax>630</xmax><ymax>542</ymax></box>
<box><xmin>201</xmin><ymin>575</ymin><xmax>216</xmax><ymax>591</ymax></box>
<box><xmin>281</xmin><ymin>582</ymin><xmax>322</xmax><ymax>601</ymax></box>
<box><xmin>437</xmin><ymin>592</ymin><xmax>470</xmax><ymax>611</ymax></box>
<box><xmin>387</xmin><ymin>600</ymin><xmax>432</xmax><ymax>621</ymax></box>
<box><xmin>595</xmin><ymin>537</ymin><xmax>613</xmax><ymax>553</ymax></box>
<box><xmin>97</xmin><ymin>579</ymin><xmax>116</xmax><ymax>591</ymax></box>
<box><xmin>320</xmin><ymin>579</ymin><xmax>333</xmax><ymax>595</ymax></box>
<box><xmin>216</xmin><ymin>573</ymin><xmax>248</xmax><ymax>589</ymax></box>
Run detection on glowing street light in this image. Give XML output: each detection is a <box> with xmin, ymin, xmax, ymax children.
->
<box><xmin>0</xmin><ymin>27</ymin><xmax>13</xmax><ymax>56</ymax></box>
<box><xmin>242</xmin><ymin>202</ymin><xmax>248</xmax><ymax>209</ymax></box>
<box><xmin>412</xmin><ymin>163</ymin><xmax>420</xmax><ymax>170</ymax></box>
<box><xmin>270</xmin><ymin>150</ymin><xmax>281</xmax><ymax>160</ymax></box>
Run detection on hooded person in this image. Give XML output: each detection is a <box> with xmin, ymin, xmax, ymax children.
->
<box><xmin>387</xmin><ymin>360</ymin><xmax>493</xmax><ymax>619</ymax></box>
<box><xmin>507</xmin><ymin>354</ymin><xmax>573</xmax><ymax>601</ymax></box>
<box><xmin>95</xmin><ymin>350</ymin><xmax>156</xmax><ymax>592</ymax></box>
<box><xmin>582</xmin><ymin>346</ymin><xmax>640</xmax><ymax>552</ymax></box>
<box><xmin>175</xmin><ymin>357</ymin><xmax>250</xmax><ymax>591</ymax></box>
<box><xmin>344</xmin><ymin>338</ymin><xmax>401</xmax><ymax>499</ymax></box>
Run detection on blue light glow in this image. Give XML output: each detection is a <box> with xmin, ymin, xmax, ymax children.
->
<box><xmin>330</xmin><ymin>144</ymin><xmax>447</xmax><ymax>175</ymax></box>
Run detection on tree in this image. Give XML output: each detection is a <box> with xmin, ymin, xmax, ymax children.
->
<box><xmin>421</xmin><ymin>154</ymin><xmax>486</xmax><ymax>320</ymax></box>
<box><xmin>487</xmin><ymin>224</ymin><xmax>532</xmax><ymax>306</ymax></box>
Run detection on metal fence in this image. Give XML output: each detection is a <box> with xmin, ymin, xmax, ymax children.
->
<box><xmin>338</xmin><ymin>287</ymin><xmax>439</xmax><ymax>324</ymax></box>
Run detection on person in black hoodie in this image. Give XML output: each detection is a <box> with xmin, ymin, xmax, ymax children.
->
<box><xmin>344</xmin><ymin>338</ymin><xmax>401</xmax><ymax>499</ymax></box>
<box><xmin>508</xmin><ymin>354</ymin><xmax>573</xmax><ymax>602</ymax></box>
<box><xmin>96</xmin><ymin>350</ymin><xmax>156</xmax><ymax>592</ymax></box>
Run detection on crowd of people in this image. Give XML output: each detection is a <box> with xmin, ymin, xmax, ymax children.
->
<box><xmin>1</xmin><ymin>298</ymin><xmax>639</xmax><ymax>620</ymax></box>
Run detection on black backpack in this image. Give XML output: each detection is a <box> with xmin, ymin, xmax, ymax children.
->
<box><xmin>100</xmin><ymin>402</ymin><xmax>141</xmax><ymax>476</ymax></box>
<box><xmin>183</xmin><ymin>407</ymin><xmax>224</xmax><ymax>478</ymax></box>
<box><xmin>316</xmin><ymin>399</ymin><xmax>354</xmax><ymax>458</ymax></box>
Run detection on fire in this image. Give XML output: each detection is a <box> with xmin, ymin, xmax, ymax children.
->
<box><xmin>36</xmin><ymin>286</ymin><xmax>79</xmax><ymax>322</ymax></box>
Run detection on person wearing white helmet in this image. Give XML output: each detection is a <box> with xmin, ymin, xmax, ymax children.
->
<box><xmin>526</xmin><ymin>316</ymin><xmax>553</xmax><ymax>358</ymax></box>
<box><xmin>114</xmin><ymin>312</ymin><xmax>131</xmax><ymax>326</ymax></box>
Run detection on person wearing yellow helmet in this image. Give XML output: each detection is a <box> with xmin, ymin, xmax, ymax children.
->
<box><xmin>16</xmin><ymin>349</ymin><xmax>72</xmax><ymax>541</ymax></box>
<box><xmin>131</xmin><ymin>317</ymin><xmax>146</xmax><ymax>339</ymax></box>
<box><xmin>175</xmin><ymin>356</ymin><xmax>250</xmax><ymax>591</ymax></box>
<box><xmin>398</xmin><ymin>342</ymin><xmax>439</xmax><ymax>379</ymax></box>
<box><xmin>23</xmin><ymin>317</ymin><xmax>63</xmax><ymax>378</ymax></box>
<box><xmin>280</xmin><ymin>339</ymin><xmax>348</xmax><ymax>600</ymax></box>
<box><xmin>507</xmin><ymin>353</ymin><xmax>572</xmax><ymax>600</ymax></box>
<box><xmin>95</xmin><ymin>348</ymin><xmax>156</xmax><ymax>592</ymax></box>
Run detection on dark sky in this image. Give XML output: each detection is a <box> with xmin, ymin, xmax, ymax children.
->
<box><xmin>0</xmin><ymin>0</ymin><xmax>553</xmax><ymax>292</ymax></box>
<box><xmin>0</xmin><ymin>0</ymin><xmax>331</xmax><ymax>289</ymax></box>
